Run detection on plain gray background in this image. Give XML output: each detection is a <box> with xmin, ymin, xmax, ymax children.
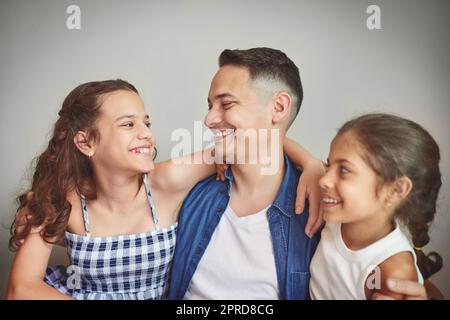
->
<box><xmin>1</xmin><ymin>0</ymin><xmax>449</xmax><ymax>299</ymax></box>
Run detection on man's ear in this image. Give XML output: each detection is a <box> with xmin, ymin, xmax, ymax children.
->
<box><xmin>73</xmin><ymin>131</ymin><xmax>95</xmax><ymax>157</ymax></box>
<box><xmin>272</xmin><ymin>92</ymin><xmax>292</xmax><ymax>125</ymax></box>
<box><xmin>386</xmin><ymin>176</ymin><xmax>413</xmax><ymax>207</ymax></box>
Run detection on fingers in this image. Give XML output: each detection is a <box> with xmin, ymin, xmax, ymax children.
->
<box><xmin>371</xmin><ymin>292</ymin><xmax>395</xmax><ymax>300</ymax></box>
<box><xmin>13</xmin><ymin>205</ymin><xmax>44</xmax><ymax>247</ymax></box>
<box><xmin>371</xmin><ymin>279</ymin><xmax>428</xmax><ymax>300</ymax></box>
<box><xmin>215</xmin><ymin>164</ymin><xmax>228</xmax><ymax>181</ymax></box>
<box><xmin>295</xmin><ymin>178</ymin><xmax>306</xmax><ymax>214</ymax></box>
<box><xmin>386</xmin><ymin>279</ymin><xmax>427</xmax><ymax>299</ymax></box>
<box><xmin>220</xmin><ymin>164</ymin><xmax>228</xmax><ymax>181</ymax></box>
<box><xmin>304</xmin><ymin>180</ymin><xmax>325</xmax><ymax>238</ymax></box>
<box><xmin>309</xmin><ymin>206</ymin><xmax>324</xmax><ymax>237</ymax></box>
<box><xmin>405</xmin><ymin>296</ymin><xmax>427</xmax><ymax>300</ymax></box>
<box><xmin>304</xmin><ymin>193</ymin><xmax>317</xmax><ymax>238</ymax></box>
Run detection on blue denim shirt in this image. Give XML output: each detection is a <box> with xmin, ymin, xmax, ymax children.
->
<box><xmin>167</xmin><ymin>155</ymin><xmax>320</xmax><ymax>300</ymax></box>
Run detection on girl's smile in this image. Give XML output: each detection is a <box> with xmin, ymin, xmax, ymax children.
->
<box><xmin>90</xmin><ymin>90</ymin><xmax>156</xmax><ymax>174</ymax></box>
<box><xmin>320</xmin><ymin>194</ymin><xmax>343</xmax><ymax>209</ymax></box>
<box><xmin>319</xmin><ymin>131</ymin><xmax>390</xmax><ymax>224</ymax></box>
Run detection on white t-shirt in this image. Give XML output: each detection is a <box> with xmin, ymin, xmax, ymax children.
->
<box><xmin>185</xmin><ymin>204</ymin><xmax>279</xmax><ymax>300</ymax></box>
<box><xmin>309</xmin><ymin>222</ymin><xmax>424</xmax><ymax>300</ymax></box>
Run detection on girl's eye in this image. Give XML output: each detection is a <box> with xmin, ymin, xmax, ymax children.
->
<box><xmin>145</xmin><ymin>122</ymin><xmax>152</xmax><ymax>128</ymax></box>
<box><xmin>340</xmin><ymin>166</ymin><xmax>350</xmax><ymax>174</ymax></box>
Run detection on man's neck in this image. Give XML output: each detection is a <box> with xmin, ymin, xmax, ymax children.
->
<box><xmin>229</xmin><ymin>149</ymin><xmax>285</xmax><ymax>217</ymax></box>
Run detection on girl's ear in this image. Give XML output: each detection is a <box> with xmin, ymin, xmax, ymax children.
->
<box><xmin>73</xmin><ymin>131</ymin><xmax>95</xmax><ymax>158</ymax></box>
<box><xmin>387</xmin><ymin>176</ymin><xmax>413</xmax><ymax>206</ymax></box>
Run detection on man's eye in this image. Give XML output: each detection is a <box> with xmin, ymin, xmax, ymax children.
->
<box><xmin>122</xmin><ymin>122</ymin><xmax>134</xmax><ymax>127</ymax></box>
<box><xmin>145</xmin><ymin>122</ymin><xmax>152</xmax><ymax>128</ymax></box>
<box><xmin>207</xmin><ymin>104</ymin><xmax>212</xmax><ymax>110</ymax></box>
<box><xmin>222</xmin><ymin>101</ymin><xmax>234</xmax><ymax>108</ymax></box>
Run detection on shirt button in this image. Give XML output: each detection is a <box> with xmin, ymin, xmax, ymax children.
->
<box><xmin>216</xmin><ymin>208</ymin><xmax>222</xmax><ymax>212</ymax></box>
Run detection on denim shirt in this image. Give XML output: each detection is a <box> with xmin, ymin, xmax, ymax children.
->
<box><xmin>167</xmin><ymin>155</ymin><xmax>321</xmax><ymax>300</ymax></box>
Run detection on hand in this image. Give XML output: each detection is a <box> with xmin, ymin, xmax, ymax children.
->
<box><xmin>13</xmin><ymin>192</ymin><xmax>44</xmax><ymax>246</ymax></box>
<box><xmin>215</xmin><ymin>163</ymin><xmax>228</xmax><ymax>181</ymax></box>
<box><xmin>295</xmin><ymin>158</ymin><xmax>325</xmax><ymax>238</ymax></box>
<box><xmin>372</xmin><ymin>278</ymin><xmax>428</xmax><ymax>300</ymax></box>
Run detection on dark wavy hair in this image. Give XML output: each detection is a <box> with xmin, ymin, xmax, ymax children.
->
<box><xmin>9</xmin><ymin>79</ymin><xmax>139</xmax><ymax>250</ymax></box>
<box><xmin>338</xmin><ymin>113</ymin><xmax>443</xmax><ymax>279</ymax></box>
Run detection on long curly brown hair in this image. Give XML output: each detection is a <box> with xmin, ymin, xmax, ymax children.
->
<box><xmin>9</xmin><ymin>79</ymin><xmax>139</xmax><ymax>250</ymax></box>
<box><xmin>338</xmin><ymin>113</ymin><xmax>443</xmax><ymax>280</ymax></box>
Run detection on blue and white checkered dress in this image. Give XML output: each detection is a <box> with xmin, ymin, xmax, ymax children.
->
<box><xmin>44</xmin><ymin>174</ymin><xmax>177</xmax><ymax>300</ymax></box>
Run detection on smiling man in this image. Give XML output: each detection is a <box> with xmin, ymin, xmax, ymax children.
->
<box><xmin>167</xmin><ymin>47</ymin><xmax>430</xmax><ymax>301</ymax></box>
<box><xmin>168</xmin><ymin>47</ymin><xmax>320</xmax><ymax>300</ymax></box>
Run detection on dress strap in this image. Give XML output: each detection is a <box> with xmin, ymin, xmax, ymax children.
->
<box><xmin>80</xmin><ymin>194</ymin><xmax>91</xmax><ymax>237</ymax></box>
<box><xmin>142</xmin><ymin>174</ymin><xmax>160</xmax><ymax>231</ymax></box>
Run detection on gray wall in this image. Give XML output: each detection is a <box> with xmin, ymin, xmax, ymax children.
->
<box><xmin>1</xmin><ymin>0</ymin><xmax>449</xmax><ymax>298</ymax></box>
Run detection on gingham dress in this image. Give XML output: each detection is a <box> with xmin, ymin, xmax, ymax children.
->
<box><xmin>44</xmin><ymin>174</ymin><xmax>177</xmax><ymax>300</ymax></box>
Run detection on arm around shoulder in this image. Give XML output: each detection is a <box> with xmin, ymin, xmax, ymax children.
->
<box><xmin>152</xmin><ymin>148</ymin><xmax>218</xmax><ymax>195</ymax></box>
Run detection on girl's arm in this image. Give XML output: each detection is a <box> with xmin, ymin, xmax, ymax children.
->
<box><xmin>7</xmin><ymin>231</ymin><xmax>72</xmax><ymax>300</ymax></box>
<box><xmin>151</xmin><ymin>147</ymin><xmax>219</xmax><ymax>195</ymax></box>
<box><xmin>284</xmin><ymin>137</ymin><xmax>326</xmax><ymax>237</ymax></box>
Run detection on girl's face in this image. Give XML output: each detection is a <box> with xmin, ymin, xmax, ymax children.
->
<box><xmin>319</xmin><ymin>131</ymin><xmax>391</xmax><ymax>224</ymax></box>
<box><xmin>91</xmin><ymin>90</ymin><xmax>155</xmax><ymax>174</ymax></box>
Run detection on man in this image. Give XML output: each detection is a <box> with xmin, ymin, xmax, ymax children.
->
<box><xmin>167</xmin><ymin>47</ymin><xmax>431</xmax><ymax>300</ymax></box>
<box><xmin>168</xmin><ymin>47</ymin><xmax>320</xmax><ymax>299</ymax></box>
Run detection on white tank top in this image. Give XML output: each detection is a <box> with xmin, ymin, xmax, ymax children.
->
<box><xmin>185</xmin><ymin>204</ymin><xmax>279</xmax><ymax>300</ymax></box>
<box><xmin>310</xmin><ymin>222</ymin><xmax>424</xmax><ymax>300</ymax></box>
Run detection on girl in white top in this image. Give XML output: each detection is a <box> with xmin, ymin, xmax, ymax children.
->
<box><xmin>310</xmin><ymin>113</ymin><xmax>443</xmax><ymax>300</ymax></box>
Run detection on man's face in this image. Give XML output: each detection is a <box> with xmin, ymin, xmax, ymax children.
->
<box><xmin>205</xmin><ymin>65</ymin><xmax>274</xmax><ymax>164</ymax></box>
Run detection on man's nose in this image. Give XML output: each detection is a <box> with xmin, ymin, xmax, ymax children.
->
<box><xmin>204</xmin><ymin>105</ymin><xmax>223</xmax><ymax>128</ymax></box>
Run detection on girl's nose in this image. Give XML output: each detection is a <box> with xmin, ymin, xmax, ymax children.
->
<box><xmin>319</xmin><ymin>170</ymin><xmax>333</xmax><ymax>191</ymax></box>
<box><xmin>138</xmin><ymin>124</ymin><xmax>154</xmax><ymax>142</ymax></box>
